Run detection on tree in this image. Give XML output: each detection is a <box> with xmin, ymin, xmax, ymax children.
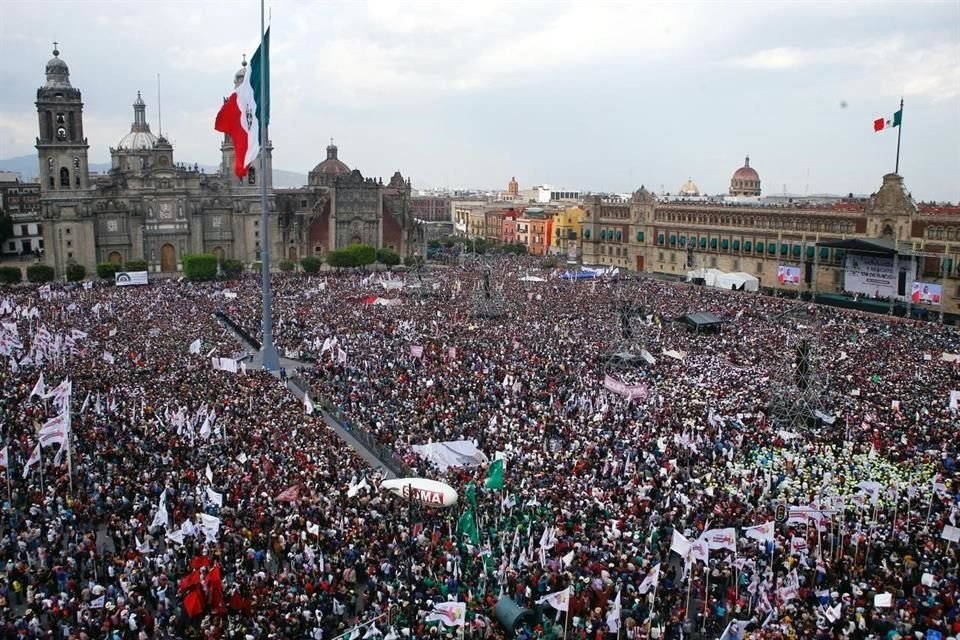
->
<box><xmin>183</xmin><ymin>254</ymin><xmax>218</xmax><ymax>281</ymax></box>
<box><xmin>125</xmin><ymin>259</ymin><xmax>148</xmax><ymax>272</ymax></box>
<box><xmin>0</xmin><ymin>266</ymin><xmax>22</xmax><ymax>284</ymax></box>
<box><xmin>97</xmin><ymin>262</ymin><xmax>121</xmax><ymax>279</ymax></box>
<box><xmin>325</xmin><ymin>249</ymin><xmax>349</xmax><ymax>270</ymax></box>
<box><xmin>278</xmin><ymin>259</ymin><xmax>295</xmax><ymax>272</ymax></box>
<box><xmin>26</xmin><ymin>264</ymin><xmax>55</xmax><ymax>283</ymax></box>
<box><xmin>221</xmin><ymin>259</ymin><xmax>243</xmax><ymax>278</ymax></box>
<box><xmin>65</xmin><ymin>263</ymin><xmax>86</xmax><ymax>282</ymax></box>
<box><xmin>376</xmin><ymin>248</ymin><xmax>401</xmax><ymax>266</ymax></box>
<box><xmin>343</xmin><ymin>244</ymin><xmax>376</xmax><ymax>268</ymax></box>
<box><xmin>300</xmin><ymin>256</ymin><xmax>322</xmax><ymax>274</ymax></box>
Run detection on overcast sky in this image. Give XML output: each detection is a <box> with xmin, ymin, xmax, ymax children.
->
<box><xmin>0</xmin><ymin>0</ymin><xmax>957</xmax><ymax>201</ymax></box>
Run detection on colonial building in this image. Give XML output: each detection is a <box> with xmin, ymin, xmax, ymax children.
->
<box><xmin>581</xmin><ymin>172</ymin><xmax>960</xmax><ymax>315</ymax></box>
<box><xmin>33</xmin><ymin>47</ymin><xmax>417</xmax><ymax>276</ymax></box>
<box><xmin>276</xmin><ymin>142</ymin><xmax>416</xmax><ymax>261</ymax></box>
<box><xmin>0</xmin><ymin>176</ymin><xmax>42</xmax><ymax>257</ymax></box>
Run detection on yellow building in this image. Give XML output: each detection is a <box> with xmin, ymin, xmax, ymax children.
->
<box><xmin>551</xmin><ymin>206</ymin><xmax>584</xmax><ymax>258</ymax></box>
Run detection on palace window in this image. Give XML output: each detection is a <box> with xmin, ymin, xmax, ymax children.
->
<box><xmin>59</xmin><ymin>168</ymin><xmax>70</xmax><ymax>187</ymax></box>
<box><xmin>248</xmin><ymin>168</ymin><xmax>256</xmax><ymax>185</ymax></box>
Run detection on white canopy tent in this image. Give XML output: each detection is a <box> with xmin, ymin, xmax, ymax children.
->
<box><xmin>687</xmin><ymin>268</ymin><xmax>759</xmax><ymax>293</ymax></box>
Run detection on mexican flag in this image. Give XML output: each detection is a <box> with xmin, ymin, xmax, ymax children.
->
<box><xmin>215</xmin><ymin>29</ymin><xmax>270</xmax><ymax>178</ymax></box>
<box><xmin>873</xmin><ymin>109</ymin><xmax>901</xmax><ymax>132</ymax></box>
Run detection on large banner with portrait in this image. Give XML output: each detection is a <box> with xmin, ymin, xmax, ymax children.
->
<box><xmin>777</xmin><ymin>265</ymin><xmax>801</xmax><ymax>286</ymax></box>
<box><xmin>911</xmin><ymin>281</ymin><xmax>942</xmax><ymax>305</ymax></box>
<box><xmin>843</xmin><ymin>255</ymin><xmax>913</xmax><ymax>298</ymax></box>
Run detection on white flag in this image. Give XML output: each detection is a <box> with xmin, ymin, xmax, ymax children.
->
<box><xmin>206</xmin><ymin>487</ymin><xmax>223</xmax><ymax>507</ymax></box>
<box><xmin>743</xmin><ymin>521</ymin><xmax>775</xmax><ymax>544</ymax></box>
<box><xmin>561</xmin><ymin>549</ymin><xmax>574</xmax><ymax>567</ymax></box>
<box><xmin>200</xmin><ymin>513</ymin><xmax>221</xmax><ymax>539</ymax></box>
<box><xmin>189</xmin><ymin>338</ymin><xmax>202</xmax><ymax>354</ymax></box>
<box><xmin>89</xmin><ymin>595</ymin><xmax>105</xmax><ymax>609</ymax></box>
<box><xmin>102</xmin><ymin>351</ymin><xmax>115</xmax><ymax>364</ymax></box>
<box><xmin>150</xmin><ymin>491</ymin><xmax>168</xmax><ymax>530</ymax></box>
<box><xmin>536</xmin><ymin>586</ymin><xmax>571</xmax><ymax>612</ymax></box>
<box><xmin>0</xmin><ymin>445</ymin><xmax>7</xmax><ymax>469</ymax></box>
<box><xmin>29</xmin><ymin>373</ymin><xmax>45</xmax><ymax>398</ymax></box>
<box><xmin>670</xmin><ymin>529</ymin><xmax>691</xmax><ymax>557</ymax></box>
<box><xmin>702</xmin><ymin>527</ymin><xmax>738</xmax><ymax>552</ymax></box>
<box><xmin>22</xmin><ymin>443</ymin><xmax>41</xmax><ymax>478</ymax></box>
<box><xmin>205</xmin><ymin>464</ymin><xmax>214</xmax><ymax>483</ymax></box>
<box><xmin>605</xmin><ymin>590</ymin><xmax>621</xmax><ymax>633</ymax></box>
<box><xmin>638</xmin><ymin>564</ymin><xmax>661</xmax><ymax>595</ymax></box>
<box><xmin>425</xmin><ymin>602</ymin><xmax>466</xmax><ymax>627</ymax></box>
<box><xmin>305</xmin><ymin>393</ymin><xmax>315</xmax><ymax>415</ymax></box>
<box><xmin>136</xmin><ymin>536</ymin><xmax>151</xmax><ymax>554</ymax></box>
<box><xmin>337</xmin><ymin>348</ymin><xmax>347</xmax><ymax>365</ymax></box>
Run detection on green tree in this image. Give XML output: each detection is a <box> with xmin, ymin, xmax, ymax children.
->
<box><xmin>65</xmin><ymin>263</ymin><xmax>86</xmax><ymax>282</ymax></box>
<box><xmin>300</xmin><ymin>255</ymin><xmax>322</xmax><ymax>274</ymax></box>
<box><xmin>26</xmin><ymin>264</ymin><xmax>55</xmax><ymax>283</ymax></box>
<box><xmin>97</xmin><ymin>262</ymin><xmax>121</xmax><ymax>279</ymax></box>
<box><xmin>221</xmin><ymin>258</ymin><xmax>243</xmax><ymax>278</ymax></box>
<box><xmin>325</xmin><ymin>249</ymin><xmax>349</xmax><ymax>270</ymax></box>
<box><xmin>125</xmin><ymin>259</ymin><xmax>148</xmax><ymax>272</ymax></box>
<box><xmin>344</xmin><ymin>244</ymin><xmax>376</xmax><ymax>268</ymax></box>
<box><xmin>278</xmin><ymin>259</ymin><xmax>295</xmax><ymax>272</ymax></box>
<box><xmin>376</xmin><ymin>247</ymin><xmax>401</xmax><ymax>266</ymax></box>
<box><xmin>183</xmin><ymin>254</ymin><xmax>218</xmax><ymax>281</ymax></box>
<box><xmin>0</xmin><ymin>266</ymin><xmax>22</xmax><ymax>284</ymax></box>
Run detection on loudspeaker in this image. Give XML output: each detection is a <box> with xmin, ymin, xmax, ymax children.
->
<box><xmin>805</xmin><ymin>261</ymin><xmax>813</xmax><ymax>284</ymax></box>
<box><xmin>898</xmin><ymin>270</ymin><xmax>907</xmax><ymax>296</ymax></box>
<box><xmin>494</xmin><ymin>597</ymin><xmax>537</xmax><ymax>637</ymax></box>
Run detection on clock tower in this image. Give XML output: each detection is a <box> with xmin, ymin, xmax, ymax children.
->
<box><xmin>35</xmin><ymin>44</ymin><xmax>90</xmax><ymax>193</ymax></box>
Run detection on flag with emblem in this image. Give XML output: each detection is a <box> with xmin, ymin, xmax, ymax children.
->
<box><xmin>426</xmin><ymin>601</ymin><xmax>466</xmax><ymax>627</ymax></box>
<box><xmin>215</xmin><ymin>29</ymin><xmax>270</xmax><ymax>178</ymax></box>
<box><xmin>873</xmin><ymin>108</ymin><xmax>902</xmax><ymax>132</ymax></box>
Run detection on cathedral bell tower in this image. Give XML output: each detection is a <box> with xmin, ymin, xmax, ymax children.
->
<box><xmin>35</xmin><ymin>44</ymin><xmax>90</xmax><ymax>193</ymax></box>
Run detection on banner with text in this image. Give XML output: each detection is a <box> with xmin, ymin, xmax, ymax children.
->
<box><xmin>115</xmin><ymin>271</ymin><xmax>149</xmax><ymax>287</ymax></box>
<box><xmin>843</xmin><ymin>255</ymin><xmax>912</xmax><ymax>298</ymax></box>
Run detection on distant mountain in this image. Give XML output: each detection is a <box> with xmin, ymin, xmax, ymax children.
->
<box><xmin>0</xmin><ymin>154</ymin><xmax>306</xmax><ymax>188</ymax></box>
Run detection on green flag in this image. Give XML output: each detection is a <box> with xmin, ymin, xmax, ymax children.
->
<box><xmin>458</xmin><ymin>509</ymin><xmax>479</xmax><ymax>545</ymax></box>
<box><xmin>484</xmin><ymin>459</ymin><xmax>505</xmax><ymax>490</ymax></box>
<box><xmin>465</xmin><ymin>482</ymin><xmax>477</xmax><ymax>508</ymax></box>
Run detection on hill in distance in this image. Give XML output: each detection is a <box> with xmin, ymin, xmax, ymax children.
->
<box><xmin>0</xmin><ymin>154</ymin><xmax>307</xmax><ymax>188</ymax></box>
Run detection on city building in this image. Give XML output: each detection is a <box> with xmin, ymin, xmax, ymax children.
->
<box><xmin>411</xmin><ymin>195</ymin><xmax>451</xmax><ymax>222</ymax></box>
<box><xmin>31</xmin><ymin>47</ymin><xmax>417</xmax><ymax>276</ymax></box>
<box><xmin>0</xmin><ymin>175</ymin><xmax>42</xmax><ymax>257</ymax></box>
<box><xmin>729</xmin><ymin>156</ymin><xmax>761</xmax><ymax>197</ymax></box>
<box><xmin>507</xmin><ymin>176</ymin><xmax>519</xmax><ymax>197</ymax></box>
<box><xmin>550</xmin><ymin>206</ymin><xmax>584</xmax><ymax>256</ymax></box>
<box><xmin>520</xmin><ymin>185</ymin><xmax>581</xmax><ymax>204</ymax></box>
<box><xmin>516</xmin><ymin>208</ymin><xmax>553</xmax><ymax>256</ymax></box>
<box><xmin>581</xmin><ymin>170</ymin><xmax>960</xmax><ymax>315</ymax></box>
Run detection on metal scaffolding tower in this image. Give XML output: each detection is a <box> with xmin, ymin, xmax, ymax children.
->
<box><xmin>767</xmin><ymin>308</ymin><xmax>830</xmax><ymax>431</ymax></box>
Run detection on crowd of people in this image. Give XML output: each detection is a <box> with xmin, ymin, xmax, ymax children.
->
<box><xmin>1</xmin><ymin>256</ymin><xmax>958</xmax><ymax>640</ymax></box>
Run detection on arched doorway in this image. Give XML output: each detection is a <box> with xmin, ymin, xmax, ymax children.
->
<box><xmin>108</xmin><ymin>251</ymin><xmax>122</xmax><ymax>265</ymax></box>
<box><xmin>160</xmin><ymin>243</ymin><xmax>176</xmax><ymax>272</ymax></box>
<box><xmin>288</xmin><ymin>246</ymin><xmax>298</xmax><ymax>261</ymax></box>
<box><xmin>212</xmin><ymin>246</ymin><xmax>225</xmax><ymax>263</ymax></box>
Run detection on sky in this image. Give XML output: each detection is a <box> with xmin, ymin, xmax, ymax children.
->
<box><xmin>0</xmin><ymin>0</ymin><xmax>957</xmax><ymax>201</ymax></box>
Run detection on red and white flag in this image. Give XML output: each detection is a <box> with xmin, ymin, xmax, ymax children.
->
<box><xmin>23</xmin><ymin>443</ymin><xmax>41</xmax><ymax>478</ymax></box>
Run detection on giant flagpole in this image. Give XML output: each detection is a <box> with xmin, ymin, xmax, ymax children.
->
<box><xmin>894</xmin><ymin>97</ymin><xmax>904</xmax><ymax>175</ymax></box>
<box><xmin>258</xmin><ymin>0</ymin><xmax>279</xmax><ymax>371</ymax></box>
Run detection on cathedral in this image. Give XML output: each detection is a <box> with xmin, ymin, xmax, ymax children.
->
<box><xmin>35</xmin><ymin>47</ymin><xmax>417</xmax><ymax>276</ymax></box>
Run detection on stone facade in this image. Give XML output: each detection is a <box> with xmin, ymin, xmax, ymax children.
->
<box><xmin>33</xmin><ymin>48</ymin><xmax>417</xmax><ymax>275</ymax></box>
<box><xmin>581</xmin><ymin>174</ymin><xmax>960</xmax><ymax>314</ymax></box>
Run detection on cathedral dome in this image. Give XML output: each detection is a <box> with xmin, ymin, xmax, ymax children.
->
<box><xmin>311</xmin><ymin>142</ymin><xmax>350</xmax><ymax>177</ymax></box>
<box><xmin>732</xmin><ymin>157</ymin><xmax>759</xmax><ymax>182</ymax></box>
<box><xmin>679</xmin><ymin>178</ymin><xmax>700</xmax><ymax>196</ymax></box>
<box><xmin>116</xmin><ymin>92</ymin><xmax>158</xmax><ymax>150</ymax></box>
<box><xmin>44</xmin><ymin>46</ymin><xmax>72</xmax><ymax>89</ymax></box>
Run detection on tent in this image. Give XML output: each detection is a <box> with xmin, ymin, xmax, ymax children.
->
<box><xmin>677</xmin><ymin>312</ymin><xmax>723</xmax><ymax>334</ymax></box>
<box><xmin>686</xmin><ymin>268</ymin><xmax>759</xmax><ymax>293</ymax></box>
<box><xmin>518</xmin><ymin>275</ymin><xmax>546</xmax><ymax>282</ymax></box>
